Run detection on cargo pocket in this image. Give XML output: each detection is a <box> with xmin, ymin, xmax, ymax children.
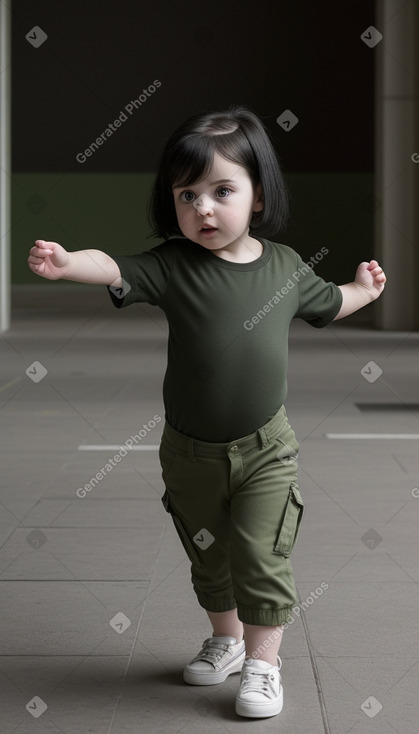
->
<box><xmin>273</xmin><ymin>482</ymin><xmax>304</xmax><ymax>557</ymax></box>
<box><xmin>161</xmin><ymin>489</ymin><xmax>202</xmax><ymax>567</ymax></box>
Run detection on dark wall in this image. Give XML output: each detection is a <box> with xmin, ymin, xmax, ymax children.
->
<box><xmin>12</xmin><ymin>0</ymin><xmax>375</xmax><ymax>173</ymax></box>
<box><xmin>12</xmin><ymin>0</ymin><xmax>377</xmax><ymax>293</ymax></box>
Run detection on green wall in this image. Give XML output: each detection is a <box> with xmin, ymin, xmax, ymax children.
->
<box><xmin>13</xmin><ymin>173</ymin><xmax>373</xmax><ymax>284</ymax></box>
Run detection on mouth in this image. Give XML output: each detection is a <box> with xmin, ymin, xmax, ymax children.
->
<box><xmin>200</xmin><ymin>226</ymin><xmax>217</xmax><ymax>233</ymax></box>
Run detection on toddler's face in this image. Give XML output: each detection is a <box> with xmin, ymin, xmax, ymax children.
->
<box><xmin>172</xmin><ymin>152</ymin><xmax>263</xmax><ymax>254</ymax></box>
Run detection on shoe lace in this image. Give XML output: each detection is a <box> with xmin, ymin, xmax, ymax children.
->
<box><xmin>241</xmin><ymin>665</ymin><xmax>280</xmax><ymax>700</ymax></box>
<box><xmin>193</xmin><ymin>638</ymin><xmax>234</xmax><ymax>666</ymax></box>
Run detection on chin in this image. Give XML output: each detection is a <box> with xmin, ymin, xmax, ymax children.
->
<box><xmin>202</xmin><ymin>242</ymin><xmax>224</xmax><ymax>249</ymax></box>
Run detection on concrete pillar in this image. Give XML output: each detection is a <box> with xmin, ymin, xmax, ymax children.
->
<box><xmin>0</xmin><ymin>0</ymin><xmax>12</xmax><ymax>333</ymax></box>
<box><xmin>374</xmin><ymin>0</ymin><xmax>419</xmax><ymax>330</ymax></box>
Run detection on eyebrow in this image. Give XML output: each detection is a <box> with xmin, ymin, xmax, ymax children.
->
<box><xmin>173</xmin><ymin>178</ymin><xmax>236</xmax><ymax>190</ymax></box>
<box><xmin>208</xmin><ymin>178</ymin><xmax>236</xmax><ymax>185</ymax></box>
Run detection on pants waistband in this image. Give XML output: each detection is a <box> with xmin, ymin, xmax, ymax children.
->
<box><xmin>161</xmin><ymin>405</ymin><xmax>288</xmax><ymax>460</ymax></box>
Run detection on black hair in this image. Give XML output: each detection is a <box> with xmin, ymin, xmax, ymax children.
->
<box><xmin>147</xmin><ymin>105</ymin><xmax>289</xmax><ymax>240</ymax></box>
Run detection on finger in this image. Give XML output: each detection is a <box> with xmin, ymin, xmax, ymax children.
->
<box><xmin>28</xmin><ymin>254</ymin><xmax>47</xmax><ymax>264</ymax></box>
<box><xmin>35</xmin><ymin>239</ymin><xmax>52</xmax><ymax>247</ymax></box>
<box><xmin>34</xmin><ymin>240</ymin><xmax>54</xmax><ymax>252</ymax></box>
<box><xmin>30</xmin><ymin>246</ymin><xmax>53</xmax><ymax>257</ymax></box>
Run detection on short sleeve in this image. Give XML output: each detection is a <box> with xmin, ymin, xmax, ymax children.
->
<box><xmin>294</xmin><ymin>252</ymin><xmax>342</xmax><ymax>328</ymax></box>
<box><xmin>106</xmin><ymin>241</ymin><xmax>176</xmax><ymax>308</ymax></box>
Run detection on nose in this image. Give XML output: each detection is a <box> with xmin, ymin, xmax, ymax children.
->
<box><xmin>193</xmin><ymin>193</ymin><xmax>215</xmax><ymax>215</ymax></box>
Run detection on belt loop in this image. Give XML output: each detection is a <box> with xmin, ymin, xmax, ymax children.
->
<box><xmin>257</xmin><ymin>426</ymin><xmax>269</xmax><ymax>449</ymax></box>
<box><xmin>187</xmin><ymin>437</ymin><xmax>196</xmax><ymax>462</ymax></box>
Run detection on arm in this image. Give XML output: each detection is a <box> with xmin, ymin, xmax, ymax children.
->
<box><xmin>333</xmin><ymin>259</ymin><xmax>386</xmax><ymax>320</ymax></box>
<box><xmin>27</xmin><ymin>240</ymin><xmax>122</xmax><ymax>287</ymax></box>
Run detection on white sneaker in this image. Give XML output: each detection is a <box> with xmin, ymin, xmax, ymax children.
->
<box><xmin>235</xmin><ymin>656</ymin><xmax>283</xmax><ymax>718</ymax></box>
<box><xmin>183</xmin><ymin>635</ymin><xmax>245</xmax><ymax>685</ymax></box>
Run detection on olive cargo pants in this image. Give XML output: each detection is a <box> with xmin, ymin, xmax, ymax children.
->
<box><xmin>159</xmin><ymin>404</ymin><xmax>303</xmax><ymax>626</ymax></box>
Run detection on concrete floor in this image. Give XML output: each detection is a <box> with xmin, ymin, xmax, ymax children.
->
<box><xmin>1</xmin><ymin>285</ymin><xmax>418</xmax><ymax>734</ymax></box>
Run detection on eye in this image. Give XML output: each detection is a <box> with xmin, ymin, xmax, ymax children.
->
<box><xmin>180</xmin><ymin>191</ymin><xmax>195</xmax><ymax>202</ymax></box>
<box><xmin>216</xmin><ymin>187</ymin><xmax>231</xmax><ymax>198</ymax></box>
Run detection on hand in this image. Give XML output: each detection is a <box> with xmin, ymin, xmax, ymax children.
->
<box><xmin>354</xmin><ymin>260</ymin><xmax>386</xmax><ymax>300</ymax></box>
<box><xmin>28</xmin><ymin>240</ymin><xmax>70</xmax><ymax>280</ymax></box>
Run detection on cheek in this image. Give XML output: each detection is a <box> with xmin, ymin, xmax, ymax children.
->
<box><xmin>225</xmin><ymin>207</ymin><xmax>247</xmax><ymax>224</ymax></box>
<box><xmin>173</xmin><ymin>204</ymin><xmax>184</xmax><ymax>221</ymax></box>
<box><xmin>224</xmin><ymin>195</ymin><xmax>251</xmax><ymax>216</ymax></box>
<box><xmin>175</xmin><ymin>208</ymin><xmax>197</xmax><ymax>234</ymax></box>
<box><xmin>178</xmin><ymin>208</ymin><xmax>195</xmax><ymax>226</ymax></box>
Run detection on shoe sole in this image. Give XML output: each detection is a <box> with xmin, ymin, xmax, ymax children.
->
<box><xmin>183</xmin><ymin>653</ymin><xmax>245</xmax><ymax>685</ymax></box>
<box><xmin>235</xmin><ymin>686</ymin><xmax>284</xmax><ymax>718</ymax></box>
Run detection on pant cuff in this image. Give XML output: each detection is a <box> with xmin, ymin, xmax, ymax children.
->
<box><xmin>194</xmin><ymin>585</ymin><xmax>237</xmax><ymax>613</ymax></box>
<box><xmin>237</xmin><ymin>605</ymin><xmax>294</xmax><ymax>626</ymax></box>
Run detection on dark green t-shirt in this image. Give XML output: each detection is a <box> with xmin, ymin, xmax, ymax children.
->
<box><xmin>107</xmin><ymin>237</ymin><xmax>342</xmax><ymax>441</ymax></box>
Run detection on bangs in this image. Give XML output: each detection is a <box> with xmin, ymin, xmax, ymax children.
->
<box><xmin>169</xmin><ymin>127</ymin><xmax>256</xmax><ymax>191</ymax></box>
<box><xmin>170</xmin><ymin>136</ymin><xmax>216</xmax><ymax>190</ymax></box>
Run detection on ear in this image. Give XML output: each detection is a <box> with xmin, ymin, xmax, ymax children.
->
<box><xmin>253</xmin><ymin>183</ymin><xmax>264</xmax><ymax>212</ymax></box>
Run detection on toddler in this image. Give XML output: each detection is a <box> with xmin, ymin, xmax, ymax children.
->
<box><xmin>28</xmin><ymin>105</ymin><xmax>386</xmax><ymax>719</ymax></box>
